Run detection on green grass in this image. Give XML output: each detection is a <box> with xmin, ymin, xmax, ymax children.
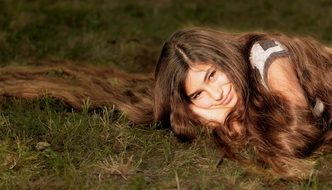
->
<box><xmin>0</xmin><ymin>0</ymin><xmax>332</xmax><ymax>189</ymax></box>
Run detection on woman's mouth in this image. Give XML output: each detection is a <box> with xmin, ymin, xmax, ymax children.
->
<box><xmin>219</xmin><ymin>86</ymin><xmax>233</xmax><ymax>105</ymax></box>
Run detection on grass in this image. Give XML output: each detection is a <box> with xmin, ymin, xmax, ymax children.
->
<box><xmin>0</xmin><ymin>0</ymin><xmax>332</xmax><ymax>189</ymax></box>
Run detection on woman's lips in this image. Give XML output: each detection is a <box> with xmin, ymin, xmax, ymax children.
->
<box><xmin>219</xmin><ymin>86</ymin><xmax>232</xmax><ymax>105</ymax></box>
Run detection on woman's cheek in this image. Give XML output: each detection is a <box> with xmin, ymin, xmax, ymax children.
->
<box><xmin>215</xmin><ymin>71</ymin><xmax>225</xmax><ymax>81</ymax></box>
<box><xmin>199</xmin><ymin>98</ymin><xmax>212</xmax><ymax>108</ymax></box>
<box><xmin>194</xmin><ymin>96</ymin><xmax>211</xmax><ymax>109</ymax></box>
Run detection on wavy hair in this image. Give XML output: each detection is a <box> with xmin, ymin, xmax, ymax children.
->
<box><xmin>0</xmin><ymin>62</ymin><xmax>154</xmax><ymax>123</ymax></box>
<box><xmin>154</xmin><ymin>28</ymin><xmax>332</xmax><ymax>179</ymax></box>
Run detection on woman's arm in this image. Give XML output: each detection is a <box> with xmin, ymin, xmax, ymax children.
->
<box><xmin>266</xmin><ymin>57</ymin><xmax>308</xmax><ymax>107</ymax></box>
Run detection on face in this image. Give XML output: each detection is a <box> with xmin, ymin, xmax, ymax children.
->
<box><xmin>185</xmin><ymin>63</ymin><xmax>238</xmax><ymax>127</ymax></box>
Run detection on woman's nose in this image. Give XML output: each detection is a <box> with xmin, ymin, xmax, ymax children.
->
<box><xmin>206</xmin><ymin>85</ymin><xmax>223</xmax><ymax>101</ymax></box>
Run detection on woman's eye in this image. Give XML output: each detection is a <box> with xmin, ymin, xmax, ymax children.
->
<box><xmin>192</xmin><ymin>91</ymin><xmax>202</xmax><ymax>100</ymax></box>
<box><xmin>208</xmin><ymin>70</ymin><xmax>216</xmax><ymax>80</ymax></box>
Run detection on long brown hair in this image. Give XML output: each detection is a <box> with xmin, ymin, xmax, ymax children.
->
<box><xmin>0</xmin><ymin>28</ymin><xmax>331</xmax><ymax>180</ymax></box>
<box><xmin>154</xmin><ymin>28</ymin><xmax>332</xmax><ymax>179</ymax></box>
<box><xmin>0</xmin><ymin>62</ymin><xmax>154</xmax><ymax>123</ymax></box>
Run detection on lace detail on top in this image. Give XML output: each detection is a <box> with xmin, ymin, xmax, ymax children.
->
<box><xmin>249</xmin><ymin>40</ymin><xmax>325</xmax><ymax>116</ymax></box>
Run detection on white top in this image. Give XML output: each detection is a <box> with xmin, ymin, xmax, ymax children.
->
<box><xmin>249</xmin><ymin>40</ymin><xmax>324</xmax><ymax>116</ymax></box>
<box><xmin>249</xmin><ymin>40</ymin><xmax>289</xmax><ymax>88</ymax></box>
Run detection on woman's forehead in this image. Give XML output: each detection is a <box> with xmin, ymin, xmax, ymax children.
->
<box><xmin>188</xmin><ymin>63</ymin><xmax>212</xmax><ymax>71</ymax></box>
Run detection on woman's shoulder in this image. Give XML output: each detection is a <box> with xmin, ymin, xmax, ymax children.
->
<box><xmin>249</xmin><ymin>40</ymin><xmax>289</xmax><ymax>88</ymax></box>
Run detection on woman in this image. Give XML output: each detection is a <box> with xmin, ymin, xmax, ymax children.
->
<box><xmin>154</xmin><ymin>28</ymin><xmax>332</xmax><ymax>179</ymax></box>
<box><xmin>1</xmin><ymin>27</ymin><xmax>331</xmax><ymax>180</ymax></box>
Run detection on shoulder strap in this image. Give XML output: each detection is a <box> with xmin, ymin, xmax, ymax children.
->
<box><xmin>250</xmin><ymin>41</ymin><xmax>325</xmax><ymax>116</ymax></box>
<box><xmin>249</xmin><ymin>40</ymin><xmax>289</xmax><ymax>88</ymax></box>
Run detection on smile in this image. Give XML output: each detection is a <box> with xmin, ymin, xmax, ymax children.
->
<box><xmin>218</xmin><ymin>85</ymin><xmax>233</xmax><ymax>106</ymax></box>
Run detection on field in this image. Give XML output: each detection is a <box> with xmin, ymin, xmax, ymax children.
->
<box><xmin>0</xmin><ymin>0</ymin><xmax>332</xmax><ymax>189</ymax></box>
